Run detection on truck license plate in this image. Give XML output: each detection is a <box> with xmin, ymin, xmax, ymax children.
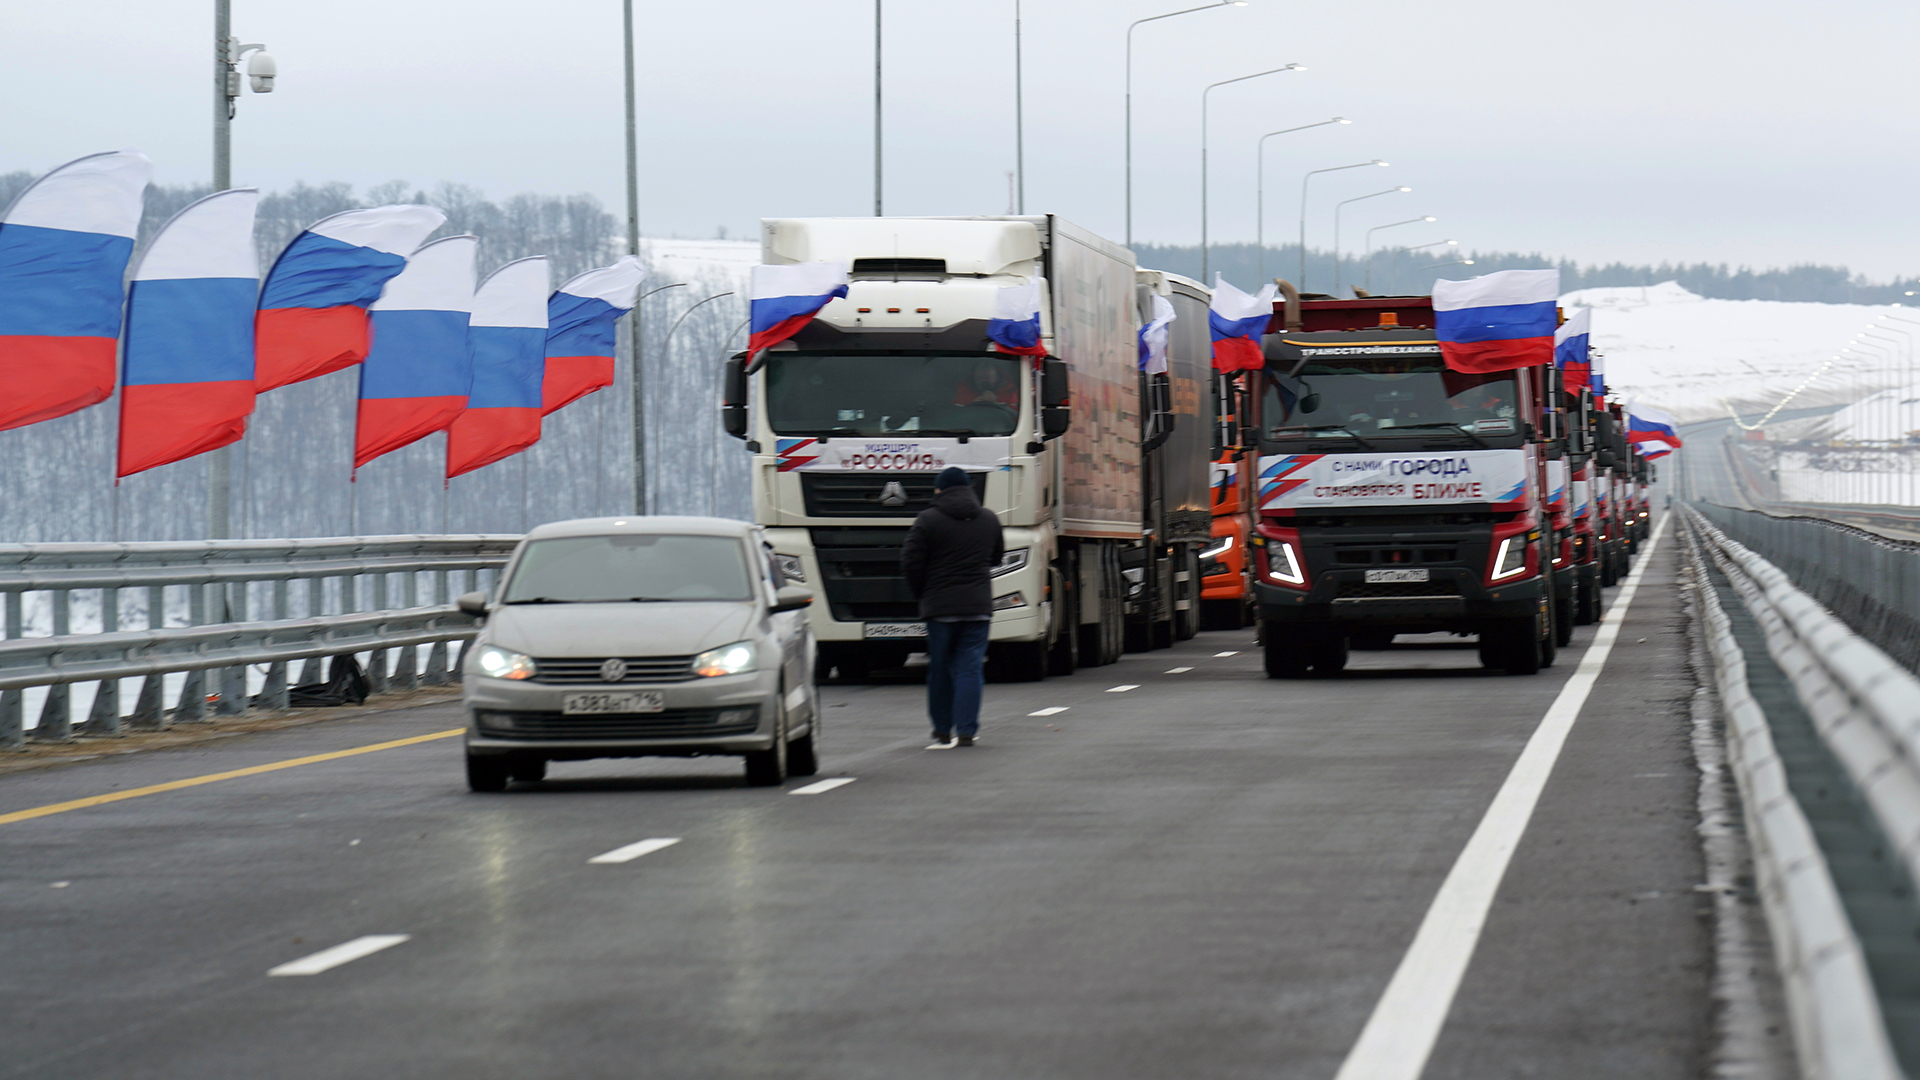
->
<box><xmin>1364</xmin><ymin>568</ymin><xmax>1430</xmax><ymax>583</ymax></box>
<box><xmin>864</xmin><ymin>622</ymin><xmax>927</xmax><ymax>639</ymax></box>
<box><xmin>562</xmin><ymin>691</ymin><xmax>664</xmax><ymax>715</ymax></box>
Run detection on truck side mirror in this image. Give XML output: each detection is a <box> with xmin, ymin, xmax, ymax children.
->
<box><xmin>1040</xmin><ymin>356</ymin><xmax>1070</xmax><ymax>439</ymax></box>
<box><xmin>722</xmin><ymin>356</ymin><xmax>749</xmax><ymax>440</ymax></box>
<box><xmin>1042</xmin><ymin>406</ymin><xmax>1071</xmax><ymax>438</ymax></box>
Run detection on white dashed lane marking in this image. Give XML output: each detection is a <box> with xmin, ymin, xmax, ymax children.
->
<box><xmin>790</xmin><ymin>778</ymin><xmax>858</xmax><ymax>795</ymax></box>
<box><xmin>588</xmin><ymin>838</ymin><xmax>681</xmax><ymax>864</ymax></box>
<box><xmin>1028</xmin><ymin>707</ymin><xmax>1070</xmax><ymax>717</ymax></box>
<box><xmin>1213</xmin><ymin>651</ymin><xmax>1240</xmax><ymax>657</ymax></box>
<box><xmin>1106</xmin><ymin>685</ymin><xmax>1139</xmax><ymax>693</ymax></box>
<box><xmin>1165</xmin><ymin>667</ymin><xmax>1193</xmax><ymax>673</ymax></box>
<box><xmin>268</xmin><ymin>934</ymin><xmax>410</xmax><ymax>977</ymax></box>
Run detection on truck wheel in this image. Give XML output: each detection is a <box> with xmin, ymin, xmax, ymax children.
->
<box><xmin>1151</xmin><ymin>615</ymin><xmax>1174</xmax><ymax>650</ymax></box>
<box><xmin>1262</xmin><ymin>623</ymin><xmax>1310</xmax><ymax>679</ymax></box>
<box><xmin>1539</xmin><ymin>604</ymin><xmax>1557</xmax><ymax>669</ymax></box>
<box><xmin>1308</xmin><ymin>635</ymin><xmax>1349</xmax><ymax>676</ymax></box>
<box><xmin>1600</xmin><ymin>551</ymin><xmax>1619</xmax><ymax>588</ymax></box>
<box><xmin>1350</xmin><ymin>630</ymin><xmax>1395</xmax><ymax>650</ymax></box>
<box><xmin>1049</xmin><ymin>567</ymin><xmax>1080</xmax><ymax>676</ymax></box>
<box><xmin>1174</xmin><ymin>550</ymin><xmax>1200</xmax><ymax>641</ymax></box>
<box><xmin>1479</xmin><ymin>620</ymin><xmax>1542</xmax><ymax>675</ymax></box>
<box><xmin>1200</xmin><ymin>599</ymin><xmax>1243</xmax><ymax>632</ymax></box>
<box><xmin>988</xmin><ymin>641</ymin><xmax>1049</xmax><ymax>682</ymax></box>
<box><xmin>1576</xmin><ymin>578</ymin><xmax>1600</xmax><ymax>625</ymax></box>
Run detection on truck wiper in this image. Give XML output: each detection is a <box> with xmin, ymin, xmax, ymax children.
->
<box><xmin>1268</xmin><ymin>424</ymin><xmax>1375</xmax><ymax>449</ymax></box>
<box><xmin>896</xmin><ymin>428</ymin><xmax>980</xmax><ymax>441</ymax></box>
<box><xmin>1386</xmin><ymin>422</ymin><xmax>1491</xmax><ymax>448</ymax></box>
<box><xmin>504</xmin><ymin>597</ymin><xmax>574</xmax><ymax>604</ymax></box>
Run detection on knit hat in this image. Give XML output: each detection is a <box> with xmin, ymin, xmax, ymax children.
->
<box><xmin>934</xmin><ymin>466</ymin><xmax>971</xmax><ymax>491</ymax></box>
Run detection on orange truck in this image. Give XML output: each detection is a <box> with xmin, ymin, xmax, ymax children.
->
<box><xmin>1200</xmin><ymin>374</ymin><xmax>1256</xmax><ymax>629</ymax></box>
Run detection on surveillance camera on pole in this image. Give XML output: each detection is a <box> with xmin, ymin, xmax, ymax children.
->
<box><xmin>247</xmin><ymin>50</ymin><xmax>277</xmax><ymax>93</ymax></box>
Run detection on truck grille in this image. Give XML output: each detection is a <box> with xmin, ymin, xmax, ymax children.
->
<box><xmin>1335</xmin><ymin>580</ymin><xmax>1463</xmax><ymax>599</ymax></box>
<box><xmin>1332</xmin><ymin>546</ymin><xmax>1459</xmax><ymax>565</ymax></box>
<box><xmin>476</xmin><ymin>709</ymin><xmax>757</xmax><ymax>740</ymax></box>
<box><xmin>530</xmin><ymin>656</ymin><xmax>695</xmax><ymax>684</ymax></box>
<box><xmin>799</xmin><ymin>471</ymin><xmax>985</xmax><ymax>518</ymax></box>
<box><xmin>810</xmin><ymin>527</ymin><xmax>921</xmax><ymax>621</ymax></box>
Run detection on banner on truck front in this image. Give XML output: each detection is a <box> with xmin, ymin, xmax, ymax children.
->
<box><xmin>773</xmin><ymin>436</ymin><xmax>1011</xmax><ymax>473</ymax></box>
<box><xmin>1256</xmin><ymin>449</ymin><xmax>1532</xmax><ymax>511</ymax></box>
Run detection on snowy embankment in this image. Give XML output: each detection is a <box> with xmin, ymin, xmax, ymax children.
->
<box><xmin>1558</xmin><ymin>282</ymin><xmax>1911</xmax><ymax>424</ymax></box>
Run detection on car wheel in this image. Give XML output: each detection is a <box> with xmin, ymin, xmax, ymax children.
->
<box><xmin>509</xmin><ymin>756</ymin><xmax>547</xmax><ymax>783</ymax></box>
<box><xmin>466</xmin><ymin>751</ymin><xmax>509</xmax><ymax>793</ymax></box>
<box><xmin>744</xmin><ymin>693</ymin><xmax>789</xmax><ymax>787</ymax></box>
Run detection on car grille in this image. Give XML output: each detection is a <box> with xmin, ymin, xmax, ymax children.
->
<box><xmin>1335</xmin><ymin>579</ymin><xmax>1463</xmax><ymax>599</ymax></box>
<box><xmin>530</xmin><ymin>656</ymin><xmax>695</xmax><ymax>684</ymax></box>
<box><xmin>476</xmin><ymin>709</ymin><xmax>757</xmax><ymax>740</ymax></box>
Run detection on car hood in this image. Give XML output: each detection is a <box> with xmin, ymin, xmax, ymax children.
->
<box><xmin>483</xmin><ymin>601</ymin><xmax>757</xmax><ymax>658</ymax></box>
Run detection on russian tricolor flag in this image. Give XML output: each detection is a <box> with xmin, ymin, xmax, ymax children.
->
<box><xmin>1639</xmin><ymin>441</ymin><xmax>1676</xmax><ymax>460</ymax></box>
<box><xmin>447</xmin><ymin>256</ymin><xmax>550</xmax><ymax>479</ymax></box>
<box><xmin>1626</xmin><ymin>404</ymin><xmax>1682</xmax><ymax>446</ymax></box>
<box><xmin>116</xmin><ymin>188</ymin><xmax>260</xmax><ymax>478</ymax></box>
<box><xmin>1139</xmin><ymin>293</ymin><xmax>1175</xmax><ymax>375</ymax></box>
<box><xmin>988</xmin><ymin>279</ymin><xmax>1047</xmax><ymax>356</ymax></box>
<box><xmin>542</xmin><ymin>256</ymin><xmax>644</xmax><ymax>415</ymax></box>
<box><xmin>0</xmin><ymin>150</ymin><xmax>151</xmax><ymax>431</ymax></box>
<box><xmin>255</xmin><ymin>204</ymin><xmax>445</xmax><ymax>393</ymax></box>
<box><xmin>353</xmin><ymin>236</ymin><xmax>477</xmax><ymax>469</ymax></box>
<box><xmin>1590</xmin><ymin>350</ymin><xmax>1607</xmax><ymax>397</ymax></box>
<box><xmin>747</xmin><ymin>262</ymin><xmax>849</xmax><ymax>359</ymax></box>
<box><xmin>1433</xmin><ymin>268</ymin><xmax>1560</xmax><ymax>373</ymax></box>
<box><xmin>1209</xmin><ymin>275</ymin><xmax>1274</xmax><ymax>372</ymax></box>
<box><xmin>1553</xmin><ymin>306</ymin><xmax>1591</xmax><ymax>395</ymax></box>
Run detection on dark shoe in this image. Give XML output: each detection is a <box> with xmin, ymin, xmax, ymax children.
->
<box><xmin>956</xmin><ymin>736</ymin><xmax>975</xmax><ymax>747</ymax></box>
<box><xmin>932</xmin><ymin>731</ymin><xmax>952</xmax><ymax>745</ymax></box>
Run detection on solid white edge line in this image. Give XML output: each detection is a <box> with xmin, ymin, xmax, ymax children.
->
<box><xmin>790</xmin><ymin>777</ymin><xmax>857</xmax><ymax>795</ymax></box>
<box><xmin>587</xmin><ymin>837</ymin><xmax>682</xmax><ymax>864</ymax></box>
<box><xmin>1028</xmin><ymin>707</ymin><xmax>1069</xmax><ymax>716</ymax></box>
<box><xmin>1331</xmin><ymin>514</ymin><xmax>1670</xmax><ymax>1080</ymax></box>
<box><xmin>1106</xmin><ymin>685</ymin><xmax>1139</xmax><ymax>692</ymax></box>
<box><xmin>267</xmin><ymin>934</ymin><xmax>411</xmax><ymax>977</ymax></box>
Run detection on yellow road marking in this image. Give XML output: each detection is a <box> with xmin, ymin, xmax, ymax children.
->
<box><xmin>0</xmin><ymin>728</ymin><xmax>465</xmax><ymax>827</ymax></box>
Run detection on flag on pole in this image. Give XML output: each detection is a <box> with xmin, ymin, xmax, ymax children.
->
<box><xmin>1637</xmin><ymin>439</ymin><xmax>1677</xmax><ymax>460</ymax></box>
<box><xmin>542</xmin><ymin>255</ymin><xmax>644</xmax><ymax>415</ymax></box>
<box><xmin>1208</xmin><ymin>275</ymin><xmax>1274</xmax><ymax>372</ymax></box>
<box><xmin>117</xmin><ymin>188</ymin><xmax>260</xmax><ymax>477</ymax></box>
<box><xmin>1138</xmin><ymin>293</ymin><xmax>1175</xmax><ymax>374</ymax></box>
<box><xmin>988</xmin><ymin>279</ymin><xmax>1047</xmax><ymax>356</ymax></box>
<box><xmin>747</xmin><ymin>262</ymin><xmax>849</xmax><ymax>359</ymax></box>
<box><xmin>1553</xmin><ymin>306</ymin><xmax>1591</xmax><ymax>394</ymax></box>
<box><xmin>447</xmin><ymin>256</ymin><xmax>550</xmax><ymax>479</ymax></box>
<box><xmin>1626</xmin><ymin>404</ymin><xmax>1682</xmax><ymax>446</ymax></box>
<box><xmin>353</xmin><ymin>236</ymin><xmax>477</xmax><ymax>469</ymax></box>
<box><xmin>1433</xmin><ymin>268</ymin><xmax>1559</xmax><ymax>373</ymax></box>
<box><xmin>255</xmin><ymin>205</ymin><xmax>445</xmax><ymax>392</ymax></box>
<box><xmin>0</xmin><ymin>150</ymin><xmax>151</xmax><ymax>430</ymax></box>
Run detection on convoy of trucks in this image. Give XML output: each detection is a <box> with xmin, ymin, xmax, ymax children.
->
<box><xmin>722</xmin><ymin>214</ymin><xmax>1653</xmax><ymax>683</ymax></box>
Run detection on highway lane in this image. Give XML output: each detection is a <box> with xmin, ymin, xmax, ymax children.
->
<box><xmin>1</xmin><ymin>527</ymin><xmax>1713</xmax><ymax>1079</ymax></box>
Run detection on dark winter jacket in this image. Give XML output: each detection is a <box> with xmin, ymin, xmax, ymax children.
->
<box><xmin>901</xmin><ymin>485</ymin><xmax>1005</xmax><ymax>619</ymax></box>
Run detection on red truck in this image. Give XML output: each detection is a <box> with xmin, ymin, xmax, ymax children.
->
<box><xmin>1246</xmin><ymin>287</ymin><xmax>1567</xmax><ymax>677</ymax></box>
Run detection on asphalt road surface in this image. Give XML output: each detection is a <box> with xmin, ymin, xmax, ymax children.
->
<box><xmin>1</xmin><ymin>521</ymin><xmax>1711</xmax><ymax>1080</ymax></box>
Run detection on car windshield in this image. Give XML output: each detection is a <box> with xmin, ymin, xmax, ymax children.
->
<box><xmin>1263</xmin><ymin>358</ymin><xmax>1518</xmax><ymax>440</ymax></box>
<box><xmin>502</xmin><ymin>534</ymin><xmax>752</xmax><ymax>603</ymax></box>
<box><xmin>764</xmin><ymin>353</ymin><xmax>1022</xmax><ymax>437</ymax></box>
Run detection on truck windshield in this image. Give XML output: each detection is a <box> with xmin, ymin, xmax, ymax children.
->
<box><xmin>764</xmin><ymin>353</ymin><xmax>1022</xmax><ymax>437</ymax></box>
<box><xmin>1262</xmin><ymin>359</ymin><xmax>1519</xmax><ymax>442</ymax></box>
<box><xmin>503</xmin><ymin>534</ymin><xmax>752</xmax><ymax>603</ymax></box>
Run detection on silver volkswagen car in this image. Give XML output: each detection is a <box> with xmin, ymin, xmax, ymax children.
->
<box><xmin>458</xmin><ymin>516</ymin><xmax>819</xmax><ymax>791</ymax></box>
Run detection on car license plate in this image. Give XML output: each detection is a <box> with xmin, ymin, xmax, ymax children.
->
<box><xmin>864</xmin><ymin>621</ymin><xmax>927</xmax><ymax>639</ymax></box>
<box><xmin>562</xmin><ymin>690</ymin><xmax>664</xmax><ymax>715</ymax></box>
<box><xmin>1364</xmin><ymin>568</ymin><xmax>1430</xmax><ymax>583</ymax></box>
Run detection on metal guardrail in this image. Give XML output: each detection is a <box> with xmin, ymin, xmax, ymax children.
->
<box><xmin>1683</xmin><ymin>506</ymin><xmax>1913</xmax><ymax>1078</ymax></box>
<box><xmin>0</xmin><ymin>535</ymin><xmax>518</xmax><ymax>747</ymax></box>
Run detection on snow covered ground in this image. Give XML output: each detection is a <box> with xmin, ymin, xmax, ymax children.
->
<box><xmin>1559</xmin><ymin>282</ymin><xmax>1916</xmax><ymax>423</ymax></box>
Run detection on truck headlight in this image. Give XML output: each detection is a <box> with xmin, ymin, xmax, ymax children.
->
<box><xmin>992</xmin><ymin>591</ymin><xmax>1027</xmax><ymax>610</ymax></box>
<box><xmin>1265</xmin><ymin>541</ymin><xmax>1305</xmax><ymax>585</ymax></box>
<box><xmin>772</xmin><ymin>553</ymin><xmax>806</xmax><ymax>583</ymax></box>
<box><xmin>692</xmin><ymin>641</ymin><xmax>756</xmax><ymax>678</ymax></box>
<box><xmin>1490</xmin><ymin>537</ymin><xmax>1530</xmax><ymax>580</ymax></box>
<box><xmin>475</xmin><ymin>645</ymin><xmax>536</xmax><ymax>681</ymax></box>
<box><xmin>992</xmin><ymin>548</ymin><xmax>1029</xmax><ymax>577</ymax></box>
<box><xmin>1199</xmin><ymin>534</ymin><xmax>1234</xmax><ymax>560</ymax></box>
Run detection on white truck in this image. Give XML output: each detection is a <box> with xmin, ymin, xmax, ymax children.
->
<box><xmin>722</xmin><ymin>215</ymin><xmax>1206</xmax><ymax>681</ymax></box>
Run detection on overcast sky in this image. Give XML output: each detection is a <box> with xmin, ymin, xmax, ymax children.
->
<box><xmin>6</xmin><ymin>0</ymin><xmax>1917</xmax><ymax>278</ymax></box>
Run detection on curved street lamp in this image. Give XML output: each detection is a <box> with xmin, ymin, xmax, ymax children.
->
<box><xmin>1255</xmin><ymin>117</ymin><xmax>1350</xmax><ymax>280</ymax></box>
<box><xmin>1332</xmin><ymin>186</ymin><xmax>1409</xmax><ymax>295</ymax></box>
<box><xmin>1299</xmin><ymin>160</ymin><xmax>1386</xmax><ymax>290</ymax></box>
<box><xmin>1362</xmin><ymin>216</ymin><xmax>1434</xmax><ymax>291</ymax></box>
<box><xmin>1200</xmin><ymin>64</ymin><xmax>1305</xmax><ymax>280</ymax></box>
<box><xmin>1125</xmin><ymin>1</ymin><xmax>1246</xmax><ymax>246</ymax></box>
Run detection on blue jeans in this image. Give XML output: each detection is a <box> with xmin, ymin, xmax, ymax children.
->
<box><xmin>925</xmin><ymin>619</ymin><xmax>991</xmax><ymax>737</ymax></box>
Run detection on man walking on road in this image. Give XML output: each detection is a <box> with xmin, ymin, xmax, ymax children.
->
<box><xmin>902</xmin><ymin>466</ymin><xmax>1003</xmax><ymax>746</ymax></box>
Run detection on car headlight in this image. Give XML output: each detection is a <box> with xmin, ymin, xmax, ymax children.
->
<box><xmin>992</xmin><ymin>548</ymin><xmax>1029</xmax><ymax>577</ymax></box>
<box><xmin>474</xmin><ymin>645</ymin><xmax>536</xmax><ymax>680</ymax></box>
<box><xmin>1490</xmin><ymin>537</ymin><xmax>1530</xmax><ymax>580</ymax></box>
<box><xmin>692</xmin><ymin>641</ymin><xmax>756</xmax><ymax>678</ymax></box>
<box><xmin>772</xmin><ymin>553</ymin><xmax>806</xmax><ymax>583</ymax></box>
<box><xmin>1199</xmin><ymin>534</ymin><xmax>1234</xmax><ymax>560</ymax></box>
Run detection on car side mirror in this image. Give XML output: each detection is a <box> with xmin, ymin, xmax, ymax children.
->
<box><xmin>770</xmin><ymin>586</ymin><xmax>813</xmax><ymax>614</ymax></box>
<box><xmin>457</xmin><ymin>591</ymin><xmax>489</xmax><ymax>619</ymax></box>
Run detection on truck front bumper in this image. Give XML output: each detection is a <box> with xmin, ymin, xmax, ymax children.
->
<box><xmin>1255</xmin><ymin>569</ymin><xmax>1546</xmax><ymax>631</ymax></box>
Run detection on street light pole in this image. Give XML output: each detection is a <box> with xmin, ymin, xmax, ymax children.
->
<box><xmin>1255</xmin><ymin>117</ymin><xmax>1348</xmax><ymax>281</ymax></box>
<box><xmin>1331</xmin><ymin>186</ymin><xmax>1408</xmax><ymax>295</ymax></box>
<box><xmin>622</xmin><ymin>0</ymin><xmax>647</xmax><ymax>515</ymax></box>
<box><xmin>1201</xmin><ymin>63</ymin><xmax>1303</xmax><ymax>281</ymax></box>
<box><xmin>1014</xmin><ymin>0</ymin><xmax>1024</xmax><ymax>214</ymax></box>
<box><xmin>874</xmin><ymin>0</ymin><xmax>883</xmax><ymax>216</ymax></box>
<box><xmin>1125</xmin><ymin>1</ymin><xmax>1242</xmax><ymax>247</ymax></box>
<box><xmin>1421</xmin><ymin>258</ymin><xmax>1474</xmax><ymax>271</ymax></box>
<box><xmin>1362</xmin><ymin>215</ymin><xmax>1434</xmax><ymax>291</ymax></box>
<box><xmin>1298</xmin><ymin>160</ymin><xmax>1385</xmax><ymax>291</ymax></box>
<box><xmin>625</xmin><ymin>282</ymin><xmax>687</xmax><ymax>514</ymax></box>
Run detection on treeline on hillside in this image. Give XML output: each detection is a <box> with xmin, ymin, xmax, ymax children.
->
<box><xmin>1133</xmin><ymin>241</ymin><xmax>1920</xmax><ymax>304</ymax></box>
